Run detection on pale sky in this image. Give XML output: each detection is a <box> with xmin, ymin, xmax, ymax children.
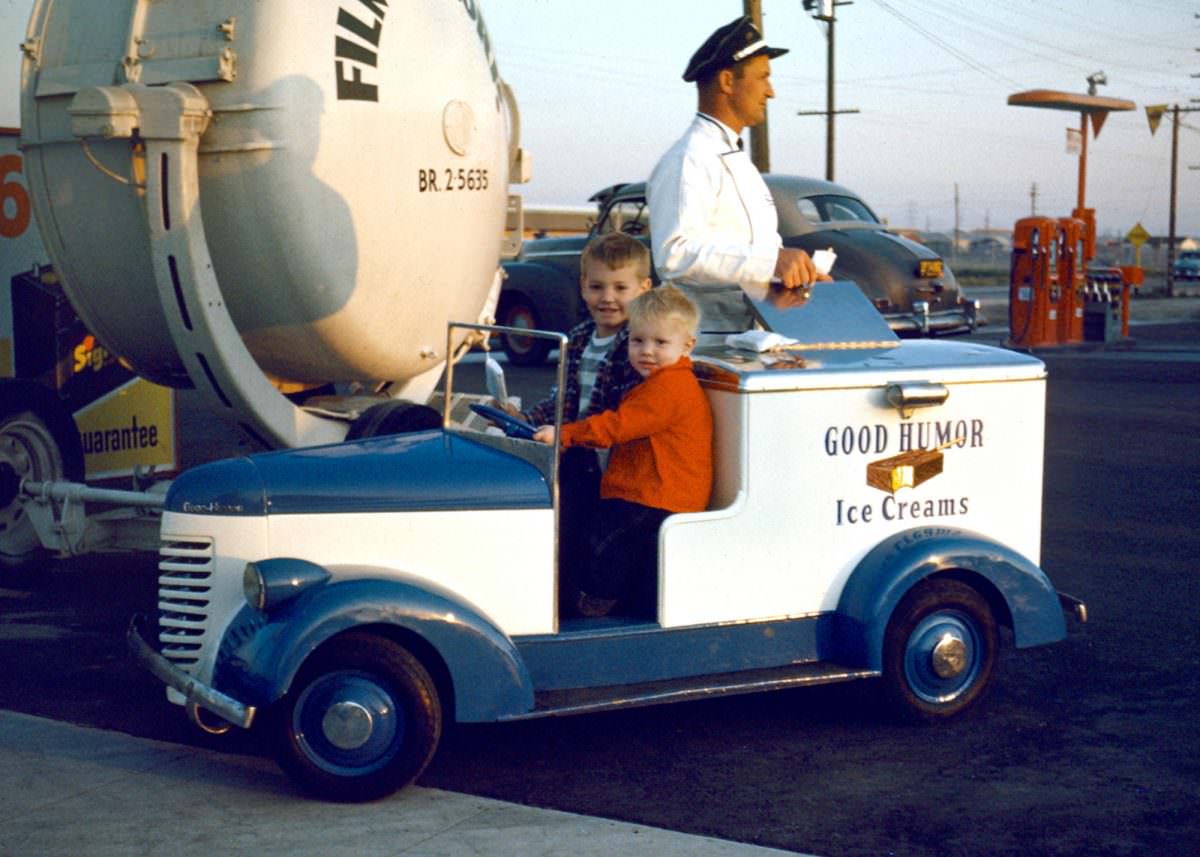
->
<box><xmin>3</xmin><ymin>0</ymin><xmax>1197</xmax><ymax>237</ymax></box>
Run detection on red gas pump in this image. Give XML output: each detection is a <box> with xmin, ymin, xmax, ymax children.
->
<box><xmin>1056</xmin><ymin>217</ymin><xmax>1086</xmax><ymax>344</ymax></box>
<box><xmin>1009</xmin><ymin>217</ymin><xmax>1059</xmax><ymax>348</ymax></box>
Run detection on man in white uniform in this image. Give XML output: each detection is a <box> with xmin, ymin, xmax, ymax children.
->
<box><xmin>647</xmin><ymin>16</ymin><xmax>826</xmax><ymax>333</ymax></box>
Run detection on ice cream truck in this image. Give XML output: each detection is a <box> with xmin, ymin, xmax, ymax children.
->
<box><xmin>129</xmin><ymin>282</ymin><xmax>1085</xmax><ymax>801</ymax></box>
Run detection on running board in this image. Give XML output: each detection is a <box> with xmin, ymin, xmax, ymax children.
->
<box><xmin>503</xmin><ymin>662</ymin><xmax>881</xmax><ymax>721</ymax></box>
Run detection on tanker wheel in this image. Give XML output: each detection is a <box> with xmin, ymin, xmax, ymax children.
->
<box><xmin>498</xmin><ymin>298</ymin><xmax>551</xmax><ymax>366</ymax></box>
<box><xmin>881</xmin><ymin>578</ymin><xmax>998</xmax><ymax>723</ymax></box>
<box><xmin>271</xmin><ymin>632</ymin><xmax>442</xmax><ymax>802</ymax></box>
<box><xmin>344</xmin><ymin>401</ymin><xmax>442</xmax><ymax>440</ymax></box>
<box><xmin>0</xmin><ymin>380</ymin><xmax>85</xmax><ymax>572</ymax></box>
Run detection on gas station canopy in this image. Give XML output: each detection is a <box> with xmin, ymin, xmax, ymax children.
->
<box><xmin>1007</xmin><ymin>90</ymin><xmax>1136</xmax><ymax>115</ymax></box>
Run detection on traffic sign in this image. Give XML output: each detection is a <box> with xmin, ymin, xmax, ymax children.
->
<box><xmin>1127</xmin><ymin>223</ymin><xmax>1150</xmax><ymax>247</ymax></box>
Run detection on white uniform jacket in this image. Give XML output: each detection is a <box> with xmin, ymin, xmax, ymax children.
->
<box><xmin>647</xmin><ymin>114</ymin><xmax>781</xmax><ymax>287</ymax></box>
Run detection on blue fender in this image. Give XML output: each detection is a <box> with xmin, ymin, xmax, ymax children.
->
<box><xmin>213</xmin><ymin>571</ymin><xmax>535</xmax><ymax>723</ymax></box>
<box><xmin>834</xmin><ymin>527</ymin><xmax>1067</xmax><ymax>671</ymax></box>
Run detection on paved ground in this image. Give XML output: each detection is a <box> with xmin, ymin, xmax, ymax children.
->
<box><xmin>0</xmin><ymin>710</ymin><xmax>807</xmax><ymax>857</ymax></box>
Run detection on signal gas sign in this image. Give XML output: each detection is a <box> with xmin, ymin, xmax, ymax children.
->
<box><xmin>73</xmin><ymin>379</ymin><xmax>178</xmax><ymax>480</ymax></box>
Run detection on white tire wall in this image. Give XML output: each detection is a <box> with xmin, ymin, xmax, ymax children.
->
<box><xmin>20</xmin><ymin>0</ymin><xmax>511</xmax><ymax>386</ymax></box>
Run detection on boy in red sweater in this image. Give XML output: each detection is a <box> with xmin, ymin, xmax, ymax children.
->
<box><xmin>533</xmin><ymin>285</ymin><xmax>713</xmax><ymax>618</ymax></box>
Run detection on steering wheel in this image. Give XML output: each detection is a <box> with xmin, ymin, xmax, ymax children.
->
<box><xmin>469</xmin><ymin>403</ymin><xmax>537</xmax><ymax>440</ymax></box>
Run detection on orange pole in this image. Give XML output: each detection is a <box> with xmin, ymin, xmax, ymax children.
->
<box><xmin>1077</xmin><ymin>112</ymin><xmax>1088</xmax><ymax>211</ymax></box>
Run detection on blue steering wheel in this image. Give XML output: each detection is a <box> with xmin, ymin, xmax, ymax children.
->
<box><xmin>469</xmin><ymin>403</ymin><xmax>537</xmax><ymax>440</ymax></box>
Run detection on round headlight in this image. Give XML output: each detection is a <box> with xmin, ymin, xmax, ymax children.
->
<box><xmin>243</xmin><ymin>562</ymin><xmax>266</xmax><ymax>611</ymax></box>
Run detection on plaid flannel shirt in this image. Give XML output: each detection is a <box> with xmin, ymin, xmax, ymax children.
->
<box><xmin>523</xmin><ymin>319</ymin><xmax>642</xmax><ymax>426</ymax></box>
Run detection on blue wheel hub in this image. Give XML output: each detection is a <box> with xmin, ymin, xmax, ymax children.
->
<box><xmin>902</xmin><ymin>610</ymin><xmax>982</xmax><ymax>704</ymax></box>
<box><xmin>292</xmin><ymin>670</ymin><xmax>406</xmax><ymax>775</ymax></box>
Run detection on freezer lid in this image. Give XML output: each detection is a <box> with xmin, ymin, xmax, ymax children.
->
<box><xmin>746</xmin><ymin>279</ymin><xmax>899</xmax><ymax>349</ymax></box>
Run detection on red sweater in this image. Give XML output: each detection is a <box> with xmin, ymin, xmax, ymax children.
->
<box><xmin>559</xmin><ymin>357</ymin><xmax>713</xmax><ymax>513</ymax></box>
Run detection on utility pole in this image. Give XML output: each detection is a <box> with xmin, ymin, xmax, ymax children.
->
<box><xmin>953</xmin><ymin>183</ymin><xmax>960</xmax><ymax>263</ymax></box>
<box><xmin>1147</xmin><ymin>103</ymin><xmax>1200</xmax><ymax>297</ymax></box>
<box><xmin>1030</xmin><ymin>182</ymin><xmax>1038</xmax><ymax>216</ymax></box>
<box><xmin>798</xmin><ymin>1</ymin><xmax>859</xmax><ymax>181</ymax></box>
<box><xmin>743</xmin><ymin>0</ymin><xmax>770</xmax><ymax>171</ymax></box>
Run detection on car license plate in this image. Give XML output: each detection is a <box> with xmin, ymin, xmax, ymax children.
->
<box><xmin>918</xmin><ymin>259</ymin><xmax>944</xmax><ymax>278</ymax></box>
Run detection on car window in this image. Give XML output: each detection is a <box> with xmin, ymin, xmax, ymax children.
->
<box><xmin>801</xmin><ymin>195</ymin><xmax>879</xmax><ymax>224</ymax></box>
<box><xmin>597</xmin><ymin>200</ymin><xmax>651</xmax><ymax>237</ymax></box>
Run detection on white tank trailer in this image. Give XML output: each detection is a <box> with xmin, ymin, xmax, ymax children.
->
<box><xmin>2</xmin><ymin>0</ymin><xmax>527</xmax><ymax>565</ymax></box>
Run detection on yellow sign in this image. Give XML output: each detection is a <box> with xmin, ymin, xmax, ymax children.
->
<box><xmin>73</xmin><ymin>378</ymin><xmax>177</xmax><ymax>479</ymax></box>
<box><xmin>1127</xmin><ymin>223</ymin><xmax>1150</xmax><ymax>247</ymax></box>
<box><xmin>1146</xmin><ymin>105</ymin><xmax>1168</xmax><ymax>136</ymax></box>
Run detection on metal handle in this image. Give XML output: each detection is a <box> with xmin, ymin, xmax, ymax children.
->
<box><xmin>885</xmin><ymin>381</ymin><xmax>949</xmax><ymax>419</ymax></box>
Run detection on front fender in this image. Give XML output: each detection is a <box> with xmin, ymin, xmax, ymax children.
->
<box><xmin>834</xmin><ymin>527</ymin><xmax>1067</xmax><ymax>671</ymax></box>
<box><xmin>213</xmin><ymin>571</ymin><xmax>535</xmax><ymax>722</ymax></box>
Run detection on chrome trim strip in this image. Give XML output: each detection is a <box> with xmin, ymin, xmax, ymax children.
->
<box><xmin>500</xmin><ymin>667</ymin><xmax>880</xmax><ymax>720</ymax></box>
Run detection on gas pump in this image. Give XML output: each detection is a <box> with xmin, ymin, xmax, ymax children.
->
<box><xmin>1007</xmin><ymin>85</ymin><xmax>1135</xmax><ymax>350</ymax></box>
<box><xmin>1056</xmin><ymin>217</ymin><xmax>1087</xmax><ymax>344</ymax></box>
<box><xmin>1008</xmin><ymin>217</ymin><xmax>1058</xmax><ymax>348</ymax></box>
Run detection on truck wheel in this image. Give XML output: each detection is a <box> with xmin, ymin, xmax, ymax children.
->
<box><xmin>0</xmin><ymin>380</ymin><xmax>84</xmax><ymax>571</ymax></box>
<box><xmin>272</xmin><ymin>632</ymin><xmax>442</xmax><ymax>802</ymax></box>
<box><xmin>498</xmin><ymin>298</ymin><xmax>551</xmax><ymax>366</ymax></box>
<box><xmin>344</xmin><ymin>401</ymin><xmax>441</xmax><ymax>440</ymax></box>
<box><xmin>881</xmin><ymin>578</ymin><xmax>998</xmax><ymax>722</ymax></box>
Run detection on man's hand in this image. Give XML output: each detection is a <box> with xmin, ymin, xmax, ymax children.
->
<box><xmin>532</xmin><ymin>425</ymin><xmax>555</xmax><ymax>444</ymax></box>
<box><xmin>774</xmin><ymin>247</ymin><xmax>833</xmax><ymax>288</ymax></box>
<box><xmin>488</xmin><ymin>398</ymin><xmax>521</xmax><ymax>417</ymax></box>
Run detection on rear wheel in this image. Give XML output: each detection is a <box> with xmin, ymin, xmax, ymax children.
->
<box><xmin>881</xmin><ymin>578</ymin><xmax>998</xmax><ymax>722</ymax></box>
<box><xmin>0</xmin><ymin>380</ymin><xmax>84</xmax><ymax>572</ymax></box>
<box><xmin>498</xmin><ymin>298</ymin><xmax>551</xmax><ymax>366</ymax></box>
<box><xmin>272</xmin><ymin>632</ymin><xmax>442</xmax><ymax>801</ymax></box>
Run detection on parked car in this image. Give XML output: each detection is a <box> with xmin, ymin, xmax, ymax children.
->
<box><xmin>496</xmin><ymin>176</ymin><xmax>980</xmax><ymax>365</ymax></box>
<box><xmin>130</xmin><ymin>285</ymin><xmax>1082</xmax><ymax>801</ymax></box>
<box><xmin>1171</xmin><ymin>249</ymin><xmax>1200</xmax><ymax>281</ymax></box>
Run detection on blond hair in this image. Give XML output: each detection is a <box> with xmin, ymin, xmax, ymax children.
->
<box><xmin>627</xmin><ymin>284</ymin><xmax>700</xmax><ymax>336</ymax></box>
<box><xmin>580</xmin><ymin>231</ymin><xmax>651</xmax><ymax>280</ymax></box>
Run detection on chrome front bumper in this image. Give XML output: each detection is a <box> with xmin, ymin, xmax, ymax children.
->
<box><xmin>887</xmin><ymin>299</ymin><xmax>982</xmax><ymax>335</ymax></box>
<box><xmin>127</xmin><ymin>615</ymin><xmax>256</xmax><ymax>730</ymax></box>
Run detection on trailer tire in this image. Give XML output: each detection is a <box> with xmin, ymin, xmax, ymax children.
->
<box><xmin>345</xmin><ymin>401</ymin><xmax>442</xmax><ymax>440</ymax></box>
<box><xmin>271</xmin><ymin>632</ymin><xmax>442</xmax><ymax>802</ymax></box>
<box><xmin>0</xmin><ymin>380</ymin><xmax>84</xmax><ymax>572</ymax></box>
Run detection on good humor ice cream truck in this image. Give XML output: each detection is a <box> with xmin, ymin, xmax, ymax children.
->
<box><xmin>131</xmin><ymin>282</ymin><xmax>1086</xmax><ymax>801</ymax></box>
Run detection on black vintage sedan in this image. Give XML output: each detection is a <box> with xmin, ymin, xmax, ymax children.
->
<box><xmin>497</xmin><ymin>176</ymin><xmax>980</xmax><ymax>364</ymax></box>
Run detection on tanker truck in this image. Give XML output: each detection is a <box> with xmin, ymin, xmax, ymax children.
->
<box><xmin>2</xmin><ymin>0</ymin><xmax>528</xmax><ymax>569</ymax></box>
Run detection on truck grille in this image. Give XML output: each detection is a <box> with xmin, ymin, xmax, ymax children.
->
<box><xmin>158</xmin><ymin>537</ymin><xmax>215</xmax><ymax>670</ymax></box>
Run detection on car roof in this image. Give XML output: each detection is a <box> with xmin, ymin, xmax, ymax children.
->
<box><xmin>599</xmin><ymin>174</ymin><xmax>868</xmax><ymax>205</ymax></box>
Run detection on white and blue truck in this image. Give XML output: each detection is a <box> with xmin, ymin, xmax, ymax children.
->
<box><xmin>131</xmin><ymin>285</ymin><xmax>1085</xmax><ymax>800</ymax></box>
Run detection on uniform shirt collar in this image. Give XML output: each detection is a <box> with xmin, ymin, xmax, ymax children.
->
<box><xmin>696</xmin><ymin>113</ymin><xmax>744</xmax><ymax>151</ymax></box>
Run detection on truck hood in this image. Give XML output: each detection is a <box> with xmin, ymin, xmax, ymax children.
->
<box><xmin>165</xmin><ymin>431</ymin><xmax>551</xmax><ymax>516</ymax></box>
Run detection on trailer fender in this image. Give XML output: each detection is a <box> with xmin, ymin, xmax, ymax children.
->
<box><xmin>834</xmin><ymin>527</ymin><xmax>1067</xmax><ymax>671</ymax></box>
<box><xmin>213</xmin><ymin>571</ymin><xmax>534</xmax><ymax>723</ymax></box>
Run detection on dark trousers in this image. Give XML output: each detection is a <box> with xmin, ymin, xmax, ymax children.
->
<box><xmin>558</xmin><ymin>447</ymin><xmax>602</xmax><ymax>609</ymax></box>
<box><xmin>580</xmin><ymin>497</ymin><xmax>670</xmax><ymax>619</ymax></box>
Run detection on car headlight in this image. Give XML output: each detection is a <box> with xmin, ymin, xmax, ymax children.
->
<box><xmin>243</xmin><ymin>562</ymin><xmax>267</xmax><ymax>612</ymax></box>
<box><xmin>243</xmin><ymin>558</ymin><xmax>331</xmax><ymax>613</ymax></box>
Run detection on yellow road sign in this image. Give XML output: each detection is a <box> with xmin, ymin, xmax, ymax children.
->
<box><xmin>1127</xmin><ymin>223</ymin><xmax>1150</xmax><ymax>247</ymax></box>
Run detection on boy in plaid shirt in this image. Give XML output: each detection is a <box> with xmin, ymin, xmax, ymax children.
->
<box><xmin>518</xmin><ymin>233</ymin><xmax>652</xmax><ymax>612</ymax></box>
